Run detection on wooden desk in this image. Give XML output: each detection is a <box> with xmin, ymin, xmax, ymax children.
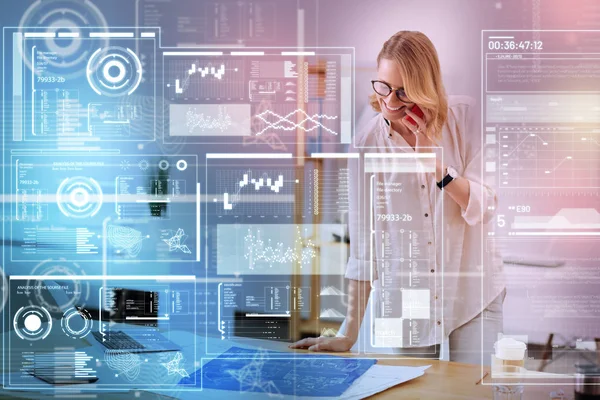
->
<box><xmin>370</xmin><ymin>357</ymin><xmax>571</xmax><ymax>399</ymax></box>
<box><xmin>372</xmin><ymin>358</ymin><xmax>492</xmax><ymax>399</ymax></box>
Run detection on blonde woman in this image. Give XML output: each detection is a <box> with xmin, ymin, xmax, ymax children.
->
<box><xmin>291</xmin><ymin>31</ymin><xmax>505</xmax><ymax>364</ymax></box>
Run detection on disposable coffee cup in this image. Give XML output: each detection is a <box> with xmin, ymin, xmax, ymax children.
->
<box><xmin>494</xmin><ymin>338</ymin><xmax>527</xmax><ymax>368</ymax></box>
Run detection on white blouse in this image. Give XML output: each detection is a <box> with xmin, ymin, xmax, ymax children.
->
<box><xmin>345</xmin><ymin>95</ymin><xmax>505</xmax><ymax>348</ymax></box>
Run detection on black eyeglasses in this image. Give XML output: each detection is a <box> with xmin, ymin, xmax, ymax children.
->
<box><xmin>371</xmin><ymin>80</ymin><xmax>411</xmax><ymax>103</ymax></box>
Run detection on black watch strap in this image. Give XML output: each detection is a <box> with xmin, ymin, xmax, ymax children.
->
<box><xmin>437</xmin><ymin>174</ymin><xmax>454</xmax><ymax>189</ymax></box>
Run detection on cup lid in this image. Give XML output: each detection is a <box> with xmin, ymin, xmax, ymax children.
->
<box><xmin>495</xmin><ymin>337</ymin><xmax>527</xmax><ymax>350</ymax></box>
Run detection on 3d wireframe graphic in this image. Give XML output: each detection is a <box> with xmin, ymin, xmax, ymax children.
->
<box><xmin>161</xmin><ymin>352</ymin><xmax>190</xmax><ymax>378</ymax></box>
<box><xmin>162</xmin><ymin>228</ymin><xmax>192</xmax><ymax>254</ymax></box>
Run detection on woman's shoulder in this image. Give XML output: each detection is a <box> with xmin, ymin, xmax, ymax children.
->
<box><xmin>354</xmin><ymin>112</ymin><xmax>387</xmax><ymax>148</ymax></box>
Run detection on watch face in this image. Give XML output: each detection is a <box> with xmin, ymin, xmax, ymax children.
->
<box><xmin>447</xmin><ymin>166</ymin><xmax>458</xmax><ymax>178</ymax></box>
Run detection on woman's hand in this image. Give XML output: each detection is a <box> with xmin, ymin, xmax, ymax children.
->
<box><xmin>288</xmin><ymin>335</ymin><xmax>355</xmax><ymax>352</ymax></box>
<box><xmin>402</xmin><ymin>108</ymin><xmax>446</xmax><ymax>180</ymax></box>
<box><xmin>402</xmin><ymin>108</ymin><xmax>435</xmax><ymax>154</ymax></box>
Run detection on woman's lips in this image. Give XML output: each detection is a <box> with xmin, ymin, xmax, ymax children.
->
<box><xmin>383</xmin><ymin>102</ymin><xmax>405</xmax><ymax>113</ymax></box>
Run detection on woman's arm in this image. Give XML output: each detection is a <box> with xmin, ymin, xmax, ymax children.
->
<box><xmin>435</xmin><ymin>163</ymin><xmax>470</xmax><ymax>210</ymax></box>
<box><xmin>289</xmin><ymin>279</ymin><xmax>371</xmax><ymax>351</ymax></box>
<box><xmin>405</xmin><ymin>107</ymin><xmax>492</xmax><ymax>219</ymax></box>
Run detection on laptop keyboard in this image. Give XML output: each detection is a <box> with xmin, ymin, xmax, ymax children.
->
<box><xmin>92</xmin><ymin>331</ymin><xmax>146</xmax><ymax>350</ymax></box>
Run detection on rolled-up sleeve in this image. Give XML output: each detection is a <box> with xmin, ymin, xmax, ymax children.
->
<box><xmin>344</xmin><ymin>152</ymin><xmax>375</xmax><ymax>281</ymax></box>
<box><xmin>457</xmin><ymin>102</ymin><xmax>498</xmax><ymax>226</ymax></box>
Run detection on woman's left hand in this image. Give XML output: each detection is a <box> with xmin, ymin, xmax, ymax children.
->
<box><xmin>402</xmin><ymin>108</ymin><xmax>434</xmax><ymax>153</ymax></box>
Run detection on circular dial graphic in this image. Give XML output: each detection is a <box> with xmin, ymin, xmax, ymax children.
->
<box><xmin>87</xmin><ymin>46</ymin><xmax>142</xmax><ymax>97</ymax></box>
<box><xmin>14</xmin><ymin>306</ymin><xmax>53</xmax><ymax>341</ymax></box>
<box><xmin>56</xmin><ymin>176</ymin><xmax>103</xmax><ymax>218</ymax></box>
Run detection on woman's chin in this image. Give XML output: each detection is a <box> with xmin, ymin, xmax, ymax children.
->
<box><xmin>382</xmin><ymin>110</ymin><xmax>406</xmax><ymax>123</ymax></box>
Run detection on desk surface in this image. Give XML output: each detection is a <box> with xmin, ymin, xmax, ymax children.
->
<box><xmin>0</xmin><ymin>328</ymin><xmax>574</xmax><ymax>400</ymax></box>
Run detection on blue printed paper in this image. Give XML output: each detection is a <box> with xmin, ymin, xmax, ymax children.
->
<box><xmin>179</xmin><ymin>347</ymin><xmax>376</xmax><ymax>397</ymax></box>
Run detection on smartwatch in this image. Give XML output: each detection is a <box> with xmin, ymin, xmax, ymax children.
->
<box><xmin>437</xmin><ymin>166</ymin><xmax>459</xmax><ymax>189</ymax></box>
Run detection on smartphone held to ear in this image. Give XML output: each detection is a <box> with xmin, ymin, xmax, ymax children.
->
<box><xmin>406</xmin><ymin>104</ymin><xmax>425</xmax><ymax>126</ymax></box>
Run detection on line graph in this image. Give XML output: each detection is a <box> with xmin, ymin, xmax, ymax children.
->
<box><xmin>254</xmin><ymin>108</ymin><xmax>338</xmax><ymax>136</ymax></box>
<box><xmin>498</xmin><ymin>127</ymin><xmax>600</xmax><ymax>188</ymax></box>
<box><xmin>166</xmin><ymin>59</ymin><xmax>244</xmax><ymax>99</ymax></box>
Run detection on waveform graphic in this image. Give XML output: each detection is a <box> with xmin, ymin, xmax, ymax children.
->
<box><xmin>320</xmin><ymin>286</ymin><xmax>345</xmax><ymax>296</ymax></box>
<box><xmin>162</xmin><ymin>228</ymin><xmax>192</xmax><ymax>254</ymax></box>
<box><xmin>255</xmin><ymin>109</ymin><xmax>338</xmax><ymax>136</ymax></box>
<box><xmin>243</xmin><ymin>225</ymin><xmax>316</xmax><ymax>269</ymax></box>
<box><xmin>186</xmin><ymin>106</ymin><xmax>233</xmax><ymax>133</ymax></box>
<box><xmin>320</xmin><ymin>308</ymin><xmax>345</xmax><ymax>319</ymax></box>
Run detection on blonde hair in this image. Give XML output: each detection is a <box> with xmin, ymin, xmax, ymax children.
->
<box><xmin>370</xmin><ymin>31</ymin><xmax>448</xmax><ymax>141</ymax></box>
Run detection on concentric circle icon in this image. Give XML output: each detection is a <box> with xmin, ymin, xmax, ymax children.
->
<box><xmin>158</xmin><ymin>160</ymin><xmax>170</xmax><ymax>171</ymax></box>
<box><xmin>87</xmin><ymin>46</ymin><xmax>142</xmax><ymax>97</ymax></box>
<box><xmin>18</xmin><ymin>0</ymin><xmax>109</xmax><ymax>79</ymax></box>
<box><xmin>56</xmin><ymin>176</ymin><xmax>103</xmax><ymax>218</ymax></box>
<box><xmin>14</xmin><ymin>305</ymin><xmax>53</xmax><ymax>341</ymax></box>
<box><xmin>176</xmin><ymin>160</ymin><xmax>188</xmax><ymax>171</ymax></box>
<box><xmin>61</xmin><ymin>308</ymin><xmax>93</xmax><ymax>339</ymax></box>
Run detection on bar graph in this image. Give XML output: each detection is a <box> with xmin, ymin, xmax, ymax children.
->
<box><xmin>215</xmin><ymin>169</ymin><xmax>300</xmax><ymax>216</ymax></box>
<box><xmin>167</xmin><ymin>59</ymin><xmax>245</xmax><ymax>100</ymax></box>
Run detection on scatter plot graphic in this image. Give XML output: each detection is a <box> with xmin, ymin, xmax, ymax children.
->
<box><xmin>187</xmin><ymin>106</ymin><xmax>232</xmax><ymax>132</ymax></box>
<box><xmin>107</xmin><ymin>225</ymin><xmax>147</xmax><ymax>258</ymax></box>
<box><xmin>226</xmin><ymin>348</ymin><xmax>281</xmax><ymax>396</ymax></box>
<box><xmin>104</xmin><ymin>350</ymin><xmax>145</xmax><ymax>381</ymax></box>
<box><xmin>217</xmin><ymin>224</ymin><xmax>317</xmax><ymax>274</ymax></box>
<box><xmin>87</xmin><ymin>46</ymin><xmax>143</xmax><ymax>97</ymax></box>
<box><xmin>61</xmin><ymin>308</ymin><xmax>93</xmax><ymax>339</ymax></box>
<box><xmin>162</xmin><ymin>228</ymin><xmax>192</xmax><ymax>254</ymax></box>
<box><xmin>170</xmin><ymin>104</ymin><xmax>251</xmax><ymax>137</ymax></box>
<box><xmin>243</xmin><ymin>225</ymin><xmax>316</xmax><ymax>268</ymax></box>
<box><xmin>13</xmin><ymin>305</ymin><xmax>52</xmax><ymax>341</ymax></box>
<box><xmin>254</xmin><ymin>109</ymin><xmax>338</xmax><ymax>136</ymax></box>
<box><xmin>56</xmin><ymin>176</ymin><xmax>103</xmax><ymax>219</ymax></box>
<box><xmin>161</xmin><ymin>352</ymin><xmax>189</xmax><ymax>377</ymax></box>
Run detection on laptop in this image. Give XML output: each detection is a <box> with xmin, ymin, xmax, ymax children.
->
<box><xmin>47</xmin><ymin>280</ymin><xmax>180</xmax><ymax>353</ymax></box>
